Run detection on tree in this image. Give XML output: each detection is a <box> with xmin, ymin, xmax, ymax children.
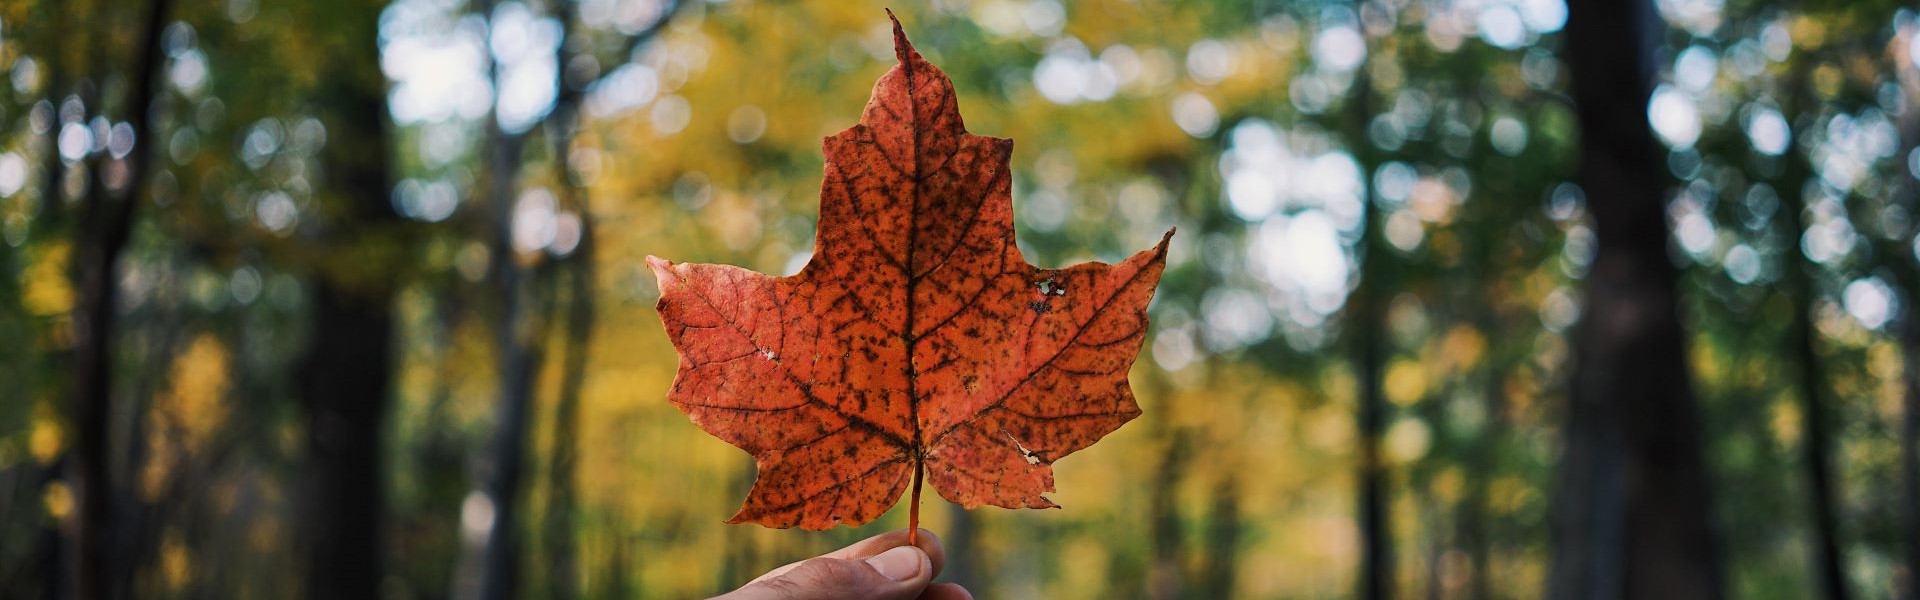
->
<box><xmin>64</xmin><ymin>0</ymin><xmax>170</xmax><ymax>597</ymax></box>
<box><xmin>1349</xmin><ymin>70</ymin><xmax>1396</xmax><ymax>600</ymax></box>
<box><xmin>465</xmin><ymin>2</ymin><xmax>684</xmax><ymax>598</ymax></box>
<box><xmin>293</xmin><ymin>0</ymin><xmax>407</xmax><ymax>596</ymax></box>
<box><xmin>1898</xmin><ymin>112</ymin><xmax>1920</xmax><ymax>600</ymax></box>
<box><xmin>1890</xmin><ymin>31</ymin><xmax>1920</xmax><ymax>599</ymax></box>
<box><xmin>1548</xmin><ymin>0</ymin><xmax>1725</xmax><ymax>598</ymax></box>
<box><xmin>1776</xmin><ymin>52</ymin><xmax>1850</xmax><ymax>600</ymax></box>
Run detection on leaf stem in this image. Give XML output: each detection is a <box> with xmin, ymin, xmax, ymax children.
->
<box><xmin>908</xmin><ymin>455</ymin><xmax>923</xmax><ymax>546</ymax></box>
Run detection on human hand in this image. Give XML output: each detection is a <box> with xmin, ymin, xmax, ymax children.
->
<box><xmin>712</xmin><ymin>529</ymin><xmax>973</xmax><ymax>600</ymax></box>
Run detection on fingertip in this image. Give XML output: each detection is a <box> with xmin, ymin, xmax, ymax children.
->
<box><xmin>827</xmin><ymin>528</ymin><xmax>950</xmax><ymax>581</ymax></box>
<box><xmin>863</xmin><ymin>545</ymin><xmax>930</xmax><ymax>583</ymax></box>
<box><xmin>909</xmin><ymin>528</ymin><xmax>947</xmax><ymax>578</ymax></box>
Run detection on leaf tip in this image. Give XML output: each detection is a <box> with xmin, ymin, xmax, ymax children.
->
<box><xmin>645</xmin><ymin>255</ymin><xmax>677</xmax><ymax>285</ymax></box>
<box><xmin>885</xmin><ymin>8</ymin><xmax>914</xmax><ymax>64</ymax></box>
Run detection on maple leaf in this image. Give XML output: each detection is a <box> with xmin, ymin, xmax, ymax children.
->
<box><xmin>647</xmin><ymin>12</ymin><xmax>1171</xmax><ymax>535</ymax></box>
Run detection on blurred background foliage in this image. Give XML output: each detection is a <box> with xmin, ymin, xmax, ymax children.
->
<box><xmin>0</xmin><ymin>0</ymin><xmax>1918</xmax><ymax>598</ymax></box>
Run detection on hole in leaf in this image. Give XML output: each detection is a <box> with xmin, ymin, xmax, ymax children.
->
<box><xmin>1035</xmin><ymin>277</ymin><xmax>1067</xmax><ymax>297</ymax></box>
<box><xmin>1002</xmin><ymin>428</ymin><xmax>1042</xmax><ymax>465</ymax></box>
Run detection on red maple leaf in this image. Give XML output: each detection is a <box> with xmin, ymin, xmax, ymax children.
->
<box><xmin>648</xmin><ymin>13</ymin><xmax>1171</xmax><ymax>536</ymax></box>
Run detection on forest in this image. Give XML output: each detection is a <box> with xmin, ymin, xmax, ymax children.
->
<box><xmin>0</xmin><ymin>0</ymin><xmax>1918</xmax><ymax>598</ymax></box>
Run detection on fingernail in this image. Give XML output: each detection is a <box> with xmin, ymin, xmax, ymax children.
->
<box><xmin>865</xmin><ymin>546</ymin><xmax>924</xmax><ymax>581</ymax></box>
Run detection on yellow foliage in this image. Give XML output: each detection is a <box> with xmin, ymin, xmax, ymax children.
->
<box><xmin>1489</xmin><ymin>476</ymin><xmax>1535</xmax><ymax>515</ymax></box>
<box><xmin>1430</xmin><ymin>467</ymin><xmax>1465</xmax><ymax>504</ymax></box>
<box><xmin>1439</xmin><ymin>324</ymin><xmax>1485</xmax><ymax>374</ymax></box>
<box><xmin>1055</xmin><ymin>537</ymin><xmax>1112</xmax><ymax>597</ymax></box>
<box><xmin>42</xmin><ymin>480</ymin><xmax>72</xmax><ymax>520</ymax></box>
<box><xmin>144</xmin><ymin>334</ymin><xmax>232</xmax><ymax>501</ymax></box>
<box><xmin>158</xmin><ymin>334</ymin><xmax>232</xmax><ymax>449</ymax></box>
<box><xmin>1790</xmin><ymin>15</ymin><xmax>1828</xmax><ymax>50</ymax></box>
<box><xmin>1690</xmin><ymin>337</ymin><xmax>1723</xmax><ymax>387</ymax></box>
<box><xmin>1871</xmin><ymin>341</ymin><xmax>1905</xmax><ymax>420</ymax></box>
<box><xmin>29</xmin><ymin>407</ymin><xmax>62</xmax><ymax>465</ymax></box>
<box><xmin>21</xmin><ymin>241</ymin><xmax>73</xmax><ymax>317</ymax></box>
<box><xmin>1769</xmin><ymin>394</ymin><xmax>1802</xmax><ymax>449</ymax></box>
<box><xmin>140</xmin><ymin>445</ymin><xmax>176</xmax><ymax>503</ymax></box>
<box><xmin>1305</xmin><ymin>405</ymin><xmax>1355</xmax><ymax>453</ymax></box>
<box><xmin>1384</xmin><ymin>359</ymin><xmax>1427</xmax><ymax>407</ymax></box>
<box><xmin>160</xmin><ymin>531</ymin><xmax>192</xmax><ymax>591</ymax></box>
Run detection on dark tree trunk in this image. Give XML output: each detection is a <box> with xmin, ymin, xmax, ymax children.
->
<box><xmin>466</xmin><ymin>0</ymin><xmax>544</xmax><ymax>587</ymax></box>
<box><xmin>299</xmin><ymin>287</ymin><xmax>396</xmax><ymax>599</ymax></box>
<box><xmin>941</xmin><ymin>501</ymin><xmax>979</xmax><ymax>591</ymax></box>
<box><xmin>1776</xmin><ymin>54</ymin><xmax>1851</xmax><ymax>600</ymax></box>
<box><xmin>539</xmin><ymin>209</ymin><xmax>589</xmax><ymax>598</ymax></box>
<box><xmin>1198</xmin><ymin>476</ymin><xmax>1241</xmax><ymax>599</ymax></box>
<box><xmin>1784</xmin><ymin>271</ymin><xmax>1854</xmax><ymax>595</ymax></box>
<box><xmin>470</xmin><ymin>4</ymin><xmax>685</xmax><ymax>597</ymax></box>
<box><xmin>65</xmin><ymin>0</ymin><xmax>170</xmax><ymax>597</ymax></box>
<box><xmin>295</xmin><ymin>0</ymin><xmax>402</xmax><ymax>596</ymax></box>
<box><xmin>1350</xmin><ymin>59</ymin><xmax>1394</xmax><ymax>600</ymax></box>
<box><xmin>1458</xmin><ymin>477</ymin><xmax>1492</xmax><ymax>600</ymax></box>
<box><xmin>1354</xmin><ymin>271</ymin><xmax>1393</xmax><ymax>600</ymax></box>
<box><xmin>604</xmin><ymin>533</ymin><xmax>631</xmax><ymax>599</ymax></box>
<box><xmin>1548</xmin><ymin>1</ymin><xmax>1724</xmax><ymax>599</ymax></box>
<box><xmin>1892</xmin><ymin>78</ymin><xmax>1920</xmax><ymax>600</ymax></box>
<box><xmin>1903</xmin><ymin>261</ymin><xmax>1920</xmax><ymax>600</ymax></box>
<box><xmin>474</xmin><ymin>119</ymin><xmax>540</xmax><ymax>600</ymax></box>
<box><xmin>1899</xmin><ymin>251</ymin><xmax>1920</xmax><ymax>600</ymax></box>
<box><xmin>1146</xmin><ymin>427</ymin><xmax>1189</xmax><ymax>600</ymax></box>
<box><xmin>540</xmin><ymin>90</ymin><xmax>593</xmax><ymax>600</ymax></box>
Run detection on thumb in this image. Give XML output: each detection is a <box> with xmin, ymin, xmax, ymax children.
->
<box><xmin>724</xmin><ymin>545</ymin><xmax>933</xmax><ymax>600</ymax></box>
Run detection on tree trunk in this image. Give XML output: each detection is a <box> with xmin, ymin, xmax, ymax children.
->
<box><xmin>65</xmin><ymin>0</ymin><xmax>170</xmax><ymax>596</ymax></box>
<box><xmin>466</xmin><ymin>0</ymin><xmax>544</xmax><ymax>587</ymax></box>
<box><xmin>1892</xmin><ymin>65</ymin><xmax>1920</xmax><ymax>600</ymax></box>
<box><xmin>1354</xmin><ymin>268</ymin><xmax>1393</xmax><ymax>600</ymax></box>
<box><xmin>1899</xmin><ymin>245</ymin><xmax>1920</xmax><ymax>600</ymax></box>
<box><xmin>299</xmin><ymin>286</ymin><xmax>396</xmax><ymax>599</ymax></box>
<box><xmin>1548</xmin><ymin>1</ymin><xmax>1724</xmax><ymax>599</ymax></box>
<box><xmin>1146</xmin><ymin>427</ymin><xmax>1188</xmax><ymax>600</ymax></box>
<box><xmin>1198</xmin><ymin>475</ymin><xmax>1241</xmax><ymax>599</ymax></box>
<box><xmin>604</xmin><ymin>532</ymin><xmax>631</xmax><ymax>599</ymax></box>
<box><xmin>1350</xmin><ymin>57</ymin><xmax>1394</xmax><ymax>600</ymax></box>
<box><xmin>1776</xmin><ymin>53</ymin><xmax>1851</xmax><ymax>600</ymax></box>
<box><xmin>472</xmin><ymin>116</ymin><xmax>540</xmax><ymax>600</ymax></box>
<box><xmin>296</xmin><ymin>0</ymin><xmax>402</xmax><ymax>596</ymax></box>
<box><xmin>540</xmin><ymin>106</ymin><xmax>593</xmax><ymax>600</ymax></box>
<box><xmin>469</xmin><ymin>4</ymin><xmax>686</xmax><ymax>597</ymax></box>
<box><xmin>1902</xmin><ymin>260</ymin><xmax>1920</xmax><ymax>600</ymax></box>
<box><xmin>942</xmin><ymin>501</ymin><xmax>979</xmax><ymax>591</ymax></box>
